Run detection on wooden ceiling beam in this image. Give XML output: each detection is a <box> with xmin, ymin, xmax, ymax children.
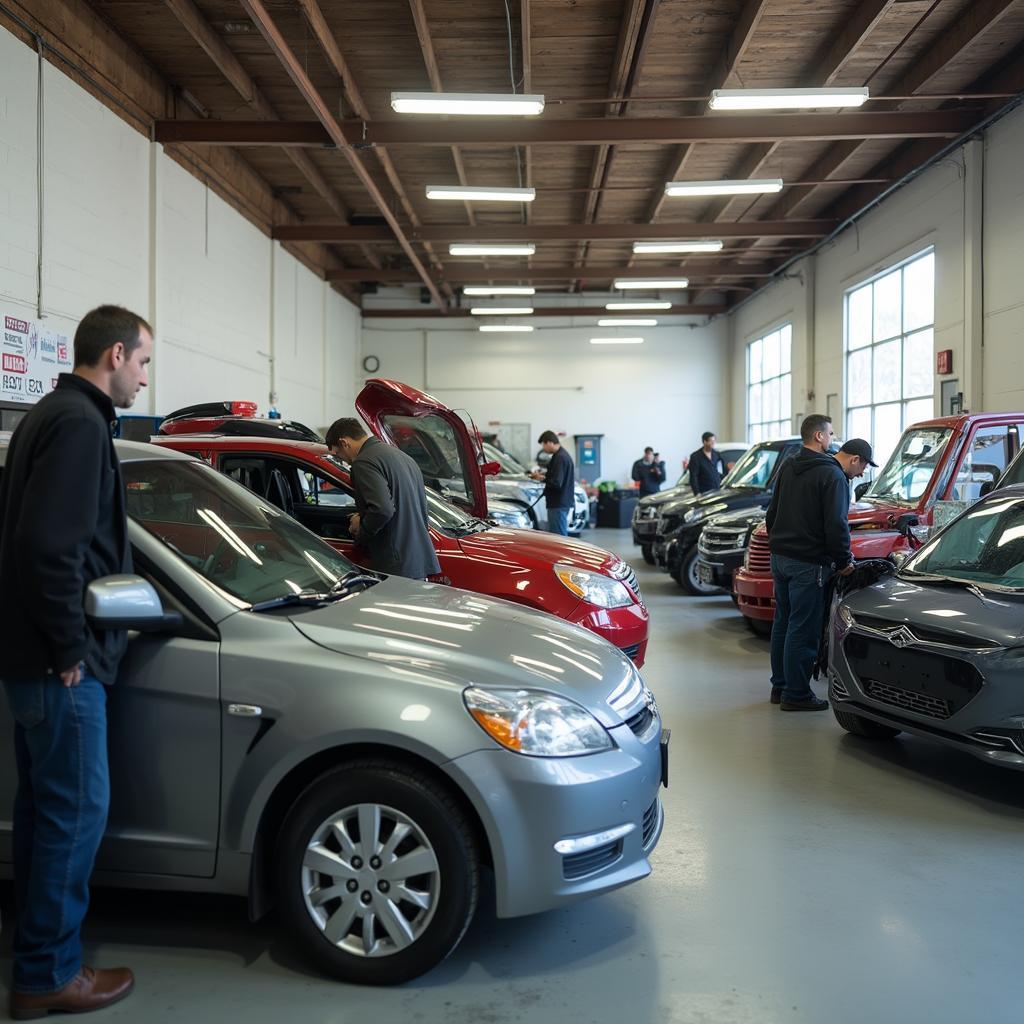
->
<box><xmin>326</xmin><ymin>261</ymin><xmax>776</xmax><ymax>282</ymax></box>
<box><xmin>521</xmin><ymin>0</ymin><xmax>533</xmax><ymax>228</ymax></box>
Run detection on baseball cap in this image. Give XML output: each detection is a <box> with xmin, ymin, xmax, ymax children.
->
<box><xmin>839</xmin><ymin>438</ymin><xmax>878</xmax><ymax>467</ymax></box>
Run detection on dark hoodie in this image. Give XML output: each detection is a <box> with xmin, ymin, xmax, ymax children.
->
<box><xmin>765</xmin><ymin>447</ymin><xmax>852</xmax><ymax>567</ymax></box>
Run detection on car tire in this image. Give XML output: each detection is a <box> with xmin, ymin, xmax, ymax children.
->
<box><xmin>640</xmin><ymin>544</ymin><xmax>656</xmax><ymax>566</ymax></box>
<box><xmin>275</xmin><ymin>761</ymin><xmax>479</xmax><ymax>985</ymax></box>
<box><xmin>745</xmin><ymin>616</ymin><xmax>772</xmax><ymax>638</ymax></box>
<box><xmin>678</xmin><ymin>545</ymin><xmax>720</xmax><ymax>595</ymax></box>
<box><xmin>833</xmin><ymin>708</ymin><xmax>902</xmax><ymax>740</ymax></box>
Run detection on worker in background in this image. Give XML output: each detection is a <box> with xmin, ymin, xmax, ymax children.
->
<box><xmin>631</xmin><ymin>447</ymin><xmax>666</xmax><ymax>496</ymax></box>
<box><xmin>531</xmin><ymin>430</ymin><xmax>575</xmax><ymax>535</ymax></box>
<box><xmin>689</xmin><ymin>432</ymin><xmax>725</xmax><ymax>494</ymax></box>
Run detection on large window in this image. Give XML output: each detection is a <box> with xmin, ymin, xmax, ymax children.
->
<box><xmin>747</xmin><ymin>323</ymin><xmax>792</xmax><ymax>443</ymax></box>
<box><xmin>845</xmin><ymin>249</ymin><xmax>935</xmax><ymax>469</ymax></box>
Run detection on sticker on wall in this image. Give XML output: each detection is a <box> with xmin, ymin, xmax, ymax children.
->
<box><xmin>2</xmin><ymin>312</ymin><xmax>73</xmax><ymax>405</ymax></box>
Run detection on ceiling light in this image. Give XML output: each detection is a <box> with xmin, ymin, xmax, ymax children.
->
<box><xmin>449</xmin><ymin>244</ymin><xmax>536</xmax><ymax>256</ymax></box>
<box><xmin>709</xmin><ymin>87</ymin><xmax>869</xmax><ymax>111</ymax></box>
<box><xmin>590</xmin><ymin>337</ymin><xmax>644</xmax><ymax>345</ymax></box>
<box><xmin>392</xmin><ymin>92</ymin><xmax>545</xmax><ymax>116</ymax></box>
<box><xmin>664</xmin><ymin>179</ymin><xmax>783</xmax><ymax>197</ymax></box>
<box><xmin>614</xmin><ymin>278</ymin><xmax>688</xmax><ymax>289</ymax></box>
<box><xmin>470</xmin><ymin>306</ymin><xmax>534</xmax><ymax>315</ymax></box>
<box><xmin>463</xmin><ymin>286</ymin><xmax>536</xmax><ymax>296</ymax></box>
<box><xmin>605</xmin><ymin>301</ymin><xmax>672</xmax><ymax>310</ymax></box>
<box><xmin>597</xmin><ymin>318</ymin><xmax>657</xmax><ymax>327</ymax></box>
<box><xmin>478</xmin><ymin>324</ymin><xmax>534</xmax><ymax>332</ymax></box>
<box><xmin>426</xmin><ymin>185</ymin><xmax>537</xmax><ymax>202</ymax></box>
<box><xmin>632</xmin><ymin>240</ymin><xmax>724</xmax><ymax>254</ymax></box>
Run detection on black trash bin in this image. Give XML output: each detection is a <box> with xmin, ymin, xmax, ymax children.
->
<box><xmin>596</xmin><ymin>489</ymin><xmax>638</xmax><ymax>528</ymax></box>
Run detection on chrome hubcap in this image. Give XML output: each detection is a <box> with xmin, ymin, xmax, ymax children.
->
<box><xmin>301</xmin><ymin>803</ymin><xmax>440</xmax><ymax>958</ymax></box>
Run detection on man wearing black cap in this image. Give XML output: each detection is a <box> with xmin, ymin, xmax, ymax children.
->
<box><xmin>765</xmin><ymin>416</ymin><xmax>876</xmax><ymax>711</ymax></box>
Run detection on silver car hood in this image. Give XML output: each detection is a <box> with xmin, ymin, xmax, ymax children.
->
<box><xmin>289</xmin><ymin>578</ymin><xmax>640</xmax><ymax>727</ymax></box>
<box><xmin>843</xmin><ymin>575</ymin><xmax>1024</xmax><ymax>648</ymax></box>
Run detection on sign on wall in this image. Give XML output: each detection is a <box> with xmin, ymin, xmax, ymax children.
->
<box><xmin>2</xmin><ymin>312</ymin><xmax>73</xmax><ymax>405</ymax></box>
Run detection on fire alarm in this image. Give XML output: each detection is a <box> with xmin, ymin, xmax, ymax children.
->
<box><xmin>937</xmin><ymin>349</ymin><xmax>953</xmax><ymax>375</ymax></box>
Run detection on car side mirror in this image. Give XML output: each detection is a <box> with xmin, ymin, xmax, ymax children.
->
<box><xmin>895</xmin><ymin>513</ymin><xmax>920</xmax><ymax>538</ymax></box>
<box><xmin>482</xmin><ymin>460</ymin><xmax>502</xmax><ymax>477</ymax></box>
<box><xmin>890</xmin><ymin>550</ymin><xmax>910</xmax><ymax>570</ymax></box>
<box><xmin>979</xmin><ymin>479</ymin><xmax>996</xmax><ymax>497</ymax></box>
<box><xmin>854</xmin><ymin>482</ymin><xmax>870</xmax><ymax>501</ymax></box>
<box><xmin>85</xmin><ymin>575</ymin><xmax>183</xmax><ymax>632</ymax></box>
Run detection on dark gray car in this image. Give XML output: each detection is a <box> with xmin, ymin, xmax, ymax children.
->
<box><xmin>0</xmin><ymin>441</ymin><xmax>666</xmax><ymax>984</ymax></box>
<box><xmin>828</xmin><ymin>485</ymin><xmax>1024</xmax><ymax>768</ymax></box>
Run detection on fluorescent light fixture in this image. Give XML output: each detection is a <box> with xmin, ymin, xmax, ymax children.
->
<box><xmin>605</xmin><ymin>301</ymin><xmax>672</xmax><ymax>310</ymax></box>
<box><xmin>392</xmin><ymin>92</ymin><xmax>545</xmax><ymax>116</ymax></box>
<box><xmin>478</xmin><ymin>324</ymin><xmax>534</xmax><ymax>332</ymax></box>
<box><xmin>632</xmin><ymin>240</ymin><xmax>724</xmax><ymax>254</ymax></box>
<box><xmin>463</xmin><ymin>286</ymin><xmax>536</xmax><ymax>296</ymax></box>
<box><xmin>426</xmin><ymin>185</ymin><xmax>536</xmax><ymax>202</ymax></box>
<box><xmin>664</xmin><ymin>179</ymin><xmax>784</xmax><ymax>198</ymax></box>
<box><xmin>597</xmin><ymin>318</ymin><xmax>657</xmax><ymax>327</ymax></box>
<box><xmin>709</xmin><ymin>87</ymin><xmax>869</xmax><ymax>111</ymax></box>
<box><xmin>449</xmin><ymin>243</ymin><xmax>536</xmax><ymax>256</ymax></box>
<box><xmin>614</xmin><ymin>278</ymin><xmax>688</xmax><ymax>289</ymax></box>
<box><xmin>470</xmin><ymin>306</ymin><xmax>534</xmax><ymax>315</ymax></box>
<box><xmin>590</xmin><ymin>337</ymin><xmax>644</xmax><ymax>345</ymax></box>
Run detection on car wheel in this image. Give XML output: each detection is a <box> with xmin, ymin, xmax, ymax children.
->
<box><xmin>678</xmin><ymin>545</ymin><xmax>719</xmax><ymax>595</ymax></box>
<box><xmin>275</xmin><ymin>761</ymin><xmax>479</xmax><ymax>985</ymax></box>
<box><xmin>640</xmin><ymin>544</ymin><xmax>656</xmax><ymax>566</ymax></box>
<box><xmin>833</xmin><ymin>708</ymin><xmax>901</xmax><ymax>740</ymax></box>
<box><xmin>745</xmin><ymin>616</ymin><xmax>772</xmax><ymax>638</ymax></box>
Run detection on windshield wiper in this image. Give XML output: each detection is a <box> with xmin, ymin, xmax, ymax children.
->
<box><xmin>900</xmin><ymin>572</ymin><xmax>1022</xmax><ymax>599</ymax></box>
<box><xmin>330</xmin><ymin>569</ymin><xmax>381</xmax><ymax>594</ymax></box>
<box><xmin>250</xmin><ymin>590</ymin><xmax>332</xmax><ymax>612</ymax></box>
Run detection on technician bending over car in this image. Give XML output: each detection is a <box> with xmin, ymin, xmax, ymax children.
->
<box><xmin>0</xmin><ymin>305</ymin><xmax>152</xmax><ymax>1020</ymax></box>
<box><xmin>326</xmin><ymin>416</ymin><xmax>441</xmax><ymax>580</ymax></box>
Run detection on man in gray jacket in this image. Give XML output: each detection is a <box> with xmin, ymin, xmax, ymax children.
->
<box><xmin>326</xmin><ymin>418</ymin><xmax>441</xmax><ymax>580</ymax></box>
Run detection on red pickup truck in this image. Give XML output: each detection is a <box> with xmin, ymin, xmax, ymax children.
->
<box><xmin>733</xmin><ymin>413</ymin><xmax>1024</xmax><ymax>635</ymax></box>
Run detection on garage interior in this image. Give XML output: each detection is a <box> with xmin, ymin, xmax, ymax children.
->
<box><xmin>2</xmin><ymin>0</ymin><xmax>1024</xmax><ymax>1020</ymax></box>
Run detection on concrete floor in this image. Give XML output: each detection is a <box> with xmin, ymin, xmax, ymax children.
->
<box><xmin>4</xmin><ymin>526</ymin><xmax>1024</xmax><ymax>1022</ymax></box>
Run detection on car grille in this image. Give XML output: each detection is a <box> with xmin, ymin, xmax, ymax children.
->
<box><xmin>563</xmin><ymin>840</ymin><xmax>622</xmax><ymax>880</ymax></box>
<box><xmin>864</xmin><ymin>680</ymin><xmax>951</xmax><ymax>720</ymax></box>
<box><xmin>660</xmin><ymin>513</ymin><xmax>683</xmax><ymax>535</ymax></box>
<box><xmin>746</xmin><ymin>529</ymin><xmax>771</xmax><ymax>573</ymax></box>
<box><xmin>852</xmin><ymin>614</ymin><xmax>1001</xmax><ymax>650</ymax></box>
<box><xmin>699</xmin><ymin>526</ymin><xmax>748</xmax><ymax>557</ymax></box>
<box><xmin>620</xmin><ymin>642</ymin><xmax>642</xmax><ymax>663</ymax></box>
<box><xmin>624</xmin><ymin>703</ymin><xmax>653</xmax><ymax>735</ymax></box>
<box><xmin>642</xmin><ymin>799</ymin><xmax>660</xmax><ymax>848</ymax></box>
<box><xmin>636</xmin><ymin>504</ymin><xmax>660</xmax><ymax>521</ymax></box>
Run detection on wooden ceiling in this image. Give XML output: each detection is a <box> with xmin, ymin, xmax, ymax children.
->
<box><xmin>11</xmin><ymin>0</ymin><xmax>1024</xmax><ymax>312</ymax></box>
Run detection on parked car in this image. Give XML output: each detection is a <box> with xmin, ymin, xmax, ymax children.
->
<box><xmin>631</xmin><ymin>442</ymin><xmax>749</xmax><ymax>564</ymax></box>
<box><xmin>734</xmin><ymin>413</ymin><xmax>1024</xmax><ymax>635</ymax></box>
<box><xmin>651</xmin><ymin>438</ymin><xmax>802</xmax><ymax>594</ymax></box>
<box><xmin>156</xmin><ymin>381</ymin><xmax>648</xmax><ymax>665</ymax></box>
<box><xmin>694</xmin><ymin>506</ymin><xmax>767</xmax><ymax>594</ymax></box>
<box><xmin>0</xmin><ymin>439</ymin><xmax>667</xmax><ymax>984</ymax></box>
<box><xmin>481</xmin><ymin>441</ymin><xmax>590</xmax><ymax>535</ymax></box>
<box><xmin>828</xmin><ymin>485</ymin><xmax>1024</xmax><ymax>768</ymax></box>
<box><xmin>160</xmin><ymin>400</ymin><xmax>324</xmax><ymax>442</ymax></box>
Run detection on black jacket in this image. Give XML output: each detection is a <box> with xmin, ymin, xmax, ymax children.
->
<box><xmin>631</xmin><ymin>458</ymin><xmax>665</xmax><ymax>496</ymax></box>
<box><xmin>766</xmin><ymin>447</ymin><xmax>853</xmax><ymax>568</ymax></box>
<box><xmin>689</xmin><ymin>448</ymin><xmax>724</xmax><ymax>494</ymax></box>
<box><xmin>543</xmin><ymin>446</ymin><xmax>575</xmax><ymax>508</ymax></box>
<box><xmin>0</xmin><ymin>374</ymin><xmax>131</xmax><ymax>684</ymax></box>
<box><xmin>351</xmin><ymin>437</ymin><xmax>441</xmax><ymax>579</ymax></box>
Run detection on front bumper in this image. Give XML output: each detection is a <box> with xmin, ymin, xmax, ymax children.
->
<box><xmin>632</xmin><ymin>516</ymin><xmax>660</xmax><ymax>546</ymax></box>
<box><xmin>695</xmin><ymin>550</ymin><xmax>745</xmax><ymax>588</ymax></box>
<box><xmin>733</xmin><ymin>566</ymin><xmax>775</xmax><ymax>621</ymax></box>
<box><xmin>444</xmin><ymin>719</ymin><xmax>665</xmax><ymax>918</ymax></box>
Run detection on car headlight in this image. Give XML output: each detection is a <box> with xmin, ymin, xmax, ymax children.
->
<box><xmin>489</xmin><ymin>508</ymin><xmax>530</xmax><ymax>528</ymax></box>
<box><xmin>683</xmin><ymin>509</ymin><xmax>702</xmax><ymax>524</ymax></box>
<box><xmin>836</xmin><ymin>604</ymin><xmax>855</xmax><ymax>635</ymax></box>
<box><xmin>463</xmin><ymin>686</ymin><xmax>613</xmax><ymax>757</ymax></box>
<box><xmin>554</xmin><ymin>563</ymin><xmax>632</xmax><ymax>608</ymax></box>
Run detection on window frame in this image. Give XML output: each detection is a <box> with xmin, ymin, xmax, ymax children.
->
<box><xmin>745</xmin><ymin>321</ymin><xmax>793</xmax><ymax>444</ymax></box>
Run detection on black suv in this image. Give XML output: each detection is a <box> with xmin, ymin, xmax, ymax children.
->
<box><xmin>654</xmin><ymin>438</ymin><xmax>802</xmax><ymax>593</ymax></box>
<box><xmin>693</xmin><ymin>506</ymin><xmax>767</xmax><ymax>595</ymax></box>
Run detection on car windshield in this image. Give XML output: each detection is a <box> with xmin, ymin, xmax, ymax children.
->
<box><xmin>865</xmin><ymin>427</ymin><xmax>953</xmax><ymax>504</ymax></box>
<box><xmin>903</xmin><ymin>492</ymin><xmax>1024</xmax><ymax>591</ymax></box>
<box><xmin>483</xmin><ymin>442</ymin><xmax>527</xmax><ymax>475</ymax></box>
<box><xmin>425</xmin><ymin>489</ymin><xmax>487</xmax><ymax>534</ymax></box>
<box><xmin>123</xmin><ymin>459</ymin><xmax>358</xmax><ymax>605</ymax></box>
<box><xmin>721</xmin><ymin>444</ymin><xmax>781</xmax><ymax>489</ymax></box>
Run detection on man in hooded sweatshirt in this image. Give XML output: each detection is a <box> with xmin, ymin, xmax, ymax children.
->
<box><xmin>765</xmin><ymin>415</ymin><xmax>875</xmax><ymax>711</ymax></box>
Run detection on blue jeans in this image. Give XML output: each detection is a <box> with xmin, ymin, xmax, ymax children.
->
<box><xmin>3</xmin><ymin>673</ymin><xmax>110</xmax><ymax>993</ymax></box>
<box><xmin>770</xmin><ymin>555</ymin><xmax>832</xmax><ymax>702</ymax></box>
<box><xmin>547</xmin><ymin>507</ymin><xmax>570</xmax><ymax>535</ymax></box>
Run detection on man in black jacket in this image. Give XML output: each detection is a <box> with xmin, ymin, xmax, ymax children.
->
<box><xmin>765</xmin><ymin>417</ymin><xmax>875</xmax><ymax>711</ymax></box>
<box><xmin>532</xmin><ymin>430</ymin><xmax>575</xmax><ymax>535</ymax></box>
<box><xmin>689</xmin><ymin>432</ymin><xmax>725</xmax><ymax>494</ymax></box>
<box><xmin>0</xmin><ymin>305</ymin><xmax>150</xmax><ymax>1018</ymax></box>
<box><xmin>631</xmin><ymin>447</ymin><xmax>666</xmax><ymax>496</ymax></box>
<box><xmin>326</xmin><ymin>418</ymin><xmax>441</xmax><ymax>580</ymax></box>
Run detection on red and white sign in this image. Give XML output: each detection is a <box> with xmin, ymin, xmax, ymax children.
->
<box><xmin>2</xmin><ymin>353</ymin><xmax>26</xmax><ymax>374</ymax></box>
<box><xmin>1</xmin><ymin>309</ymin><xmax>72</xmax><ymax>405</ymax></box>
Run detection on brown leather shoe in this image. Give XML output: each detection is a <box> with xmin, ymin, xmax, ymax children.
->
<box><xmin>10</xmin><ymin>966</ymin><xmax>134</xmax><ymax>1020</ymax></box>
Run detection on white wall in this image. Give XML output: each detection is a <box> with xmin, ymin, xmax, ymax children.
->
<box><xmin>360</xmin><ymin>316</ymin><xmax>730</xmax><ymax>485</ymax></box>
<box><xmin>0</xmin><ymin>25</ymin><xmax>360</xmax><ymax>423</ymax></box>
<box><xmin>727</xmin><ymin>101</ymin><xmax>1024</xmax><ymax>441</ymax></box>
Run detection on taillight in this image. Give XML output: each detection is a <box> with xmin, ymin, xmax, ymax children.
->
<box><xmin>229</xmin><ymin>401</ymin><xmax>258</xmax><ymax>417</ymax></box>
